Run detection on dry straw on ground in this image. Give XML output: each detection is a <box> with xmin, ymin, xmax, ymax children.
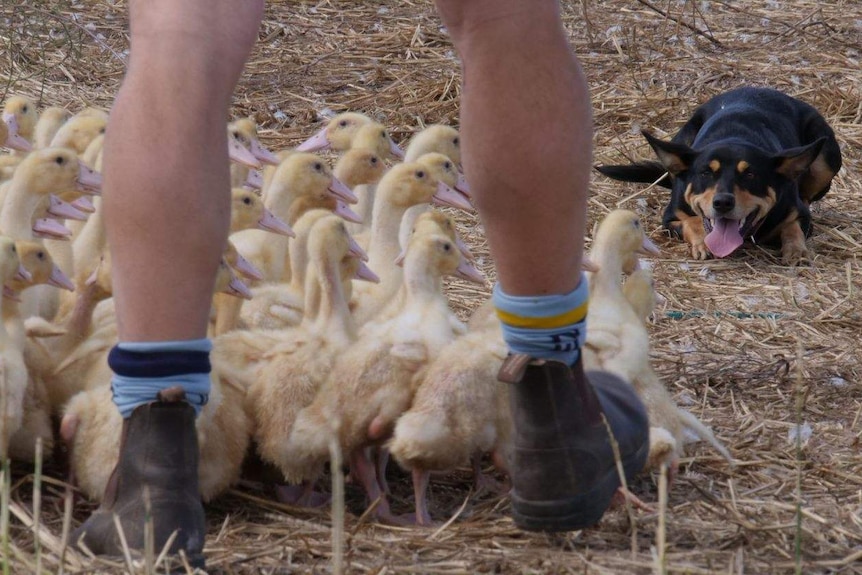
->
<box><xmin>2</xmin><ymin>0</ymin><xmax>862</xmax><ymax>573</ymax></box>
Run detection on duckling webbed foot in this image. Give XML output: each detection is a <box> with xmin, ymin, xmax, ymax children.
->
<box><xmin>275</xmin><ymin>481</ymin><xmax>330</xmax><ymax>508</ymax></box>
<box><xmin>499</xmin><ymin>355</ymin><xmax>649</xmax><ymax>532</ymax></box>
<box><xmin>72</xmin><ymin>388</ymin><xmax>206</xmax><ymax>569</ymax></box>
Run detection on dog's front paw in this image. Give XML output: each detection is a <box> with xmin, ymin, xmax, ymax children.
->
<box><xmin>782</xmin><ymin>242</ymin><xmax>810</xmax><ymax>266</ymax></box>
<box><xmin>690</xmin><ymin>241</ymin><xmax>711</xmax><ymax>260</ymax></box>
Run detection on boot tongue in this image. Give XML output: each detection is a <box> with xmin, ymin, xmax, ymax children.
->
<box><xmin>704</xmin><ymin>217</ymin><xmax>743</xmax><ymax>258</ymax></box>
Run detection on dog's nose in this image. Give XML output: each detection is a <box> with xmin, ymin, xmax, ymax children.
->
<box><xmin>712</xmin><ymin>194</ymin><xmax>735</xmax><ymax>214</ymax></box>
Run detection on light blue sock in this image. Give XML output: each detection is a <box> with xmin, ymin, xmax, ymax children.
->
<box><xmin>492</xmin><ymin>273</ymin><xmax>589</xmax><ymax>366</ymax></box>
<box><xmin>109</xmin><ymin>338</ymin><xmax>212</xmax><ymax>419</ymax></box>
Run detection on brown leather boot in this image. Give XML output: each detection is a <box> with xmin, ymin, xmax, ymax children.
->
<box><xmin>499</xmin><ymin>355</ymin><xmax>649</xmax><ymax>531</ymax></box>
<box><xmin>73</xmin><ymin>387</ymin><xmax>206</xmax><ymax>568</ymax></box>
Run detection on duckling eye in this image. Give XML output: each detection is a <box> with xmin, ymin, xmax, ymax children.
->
<box><xmin>37</xmin><ymin>251</ymin><xmax>45</xmax><ymax>260</ymax></box>
<box><xmin>453</xmin><ymin>137</ymin><xmax>459</xmax><ymax>146</ymax></box>
<box><xmin>444</xmin><ymin>161</ymin><xmax>452</xmax><ymax>170</ymax></box>
<box><xmin>99</xmin><ymin>127</ymin><xmax>106</xmax><ymax>134</ymax></box>
<box><xmin>314</xmin><ymin>162</ymin><xmax>323</xmax><ymax>172</ymax></box>
<box><xmin>416</xmin><ymin>170</ymin><xmax>425</xmax><ymax>179</ymax></box>
<box><xmin>443</xmin><ymin>242</ymin><xmax>452</xmax><ymax>252</ymax></box>
<box><xmin>242</xmin><ymin>197</ymin><xmax>252</xmax><ymax>205</ymax></box>
<box><xmin>55</xmin><ymin>156</ymin><xmax>65</xmax><ymax>165</ymax></box>
<box><xmin>338</xmin><ymin>120</ymin><xmax>348</xmax><ymax>128</ymax></box>
<box><xmin>22</xmin><ymin>105</ymin><xmax>28</xmax><ymax>113</ymax></box>
<box><xmin>632</xmin><ymin>220</ymin><xmax>640</xmax><ymax>229</ymax></box>
<box><xmin>370</xmin><ymin>157</ymin><xmax>378</xmax><ymax>165</ymax></box>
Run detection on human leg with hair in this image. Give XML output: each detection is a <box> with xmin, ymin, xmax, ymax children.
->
<box><xmin>72</xmin><ymin>0</ymin><xmax>264</xmax><ymax>565</ymax></box>
<box><xmin>432</xmin><ymin>0</ymin><xmax>649</xmax><ymax>530</ymax></box>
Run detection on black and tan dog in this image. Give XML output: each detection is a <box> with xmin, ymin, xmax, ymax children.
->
<box><xmin>596</xmin><ymin>87</ymin><xmax>841</xmax><ymax>264</ymax></box>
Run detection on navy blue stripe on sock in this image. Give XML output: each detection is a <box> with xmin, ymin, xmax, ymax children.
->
<box><xmin>107</xmin><ymin>345</ymin><xmax>211</xmax><ymax>378</ymax></box>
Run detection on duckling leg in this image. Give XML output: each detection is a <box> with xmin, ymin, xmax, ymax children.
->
<box><xmin>348</xmin><ymin>449</ymin><xmax>405</xmax><ymax>525</ymax></box>
<box><xmin>375</xmin><ymin>447</ymin><xmax>391</xmax><ymax>495</ymax></box>
<box><xmin>471</xmin><ymin>452</ymin><xmax>505</xmax><ymax>495</ymax></box>
<box><xmin>411</xmin><ymin>468</ymin><xmax>433</xmax><ymax>526</ymax></box>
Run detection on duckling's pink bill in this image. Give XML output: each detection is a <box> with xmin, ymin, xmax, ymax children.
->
<box><xmin>225</xmin><ymin>275</ymin><xmax>253</xmax><ymax>300</ymax></box>
<box><xmin>454</xmin><ymin>259</ymin><xmax>485</xmax><ymax>285</ymax></box>
<box><xmin>328</xmin><ymin>176</ymin><xmax>358</xmax><ymax>204</ymax></box>
<box><xmin>353</xmin><ymin>260</ymin><xmax>380</xmax><ymax>283</ymax></box>
<box><xmin>228</xmin><ymin>138</ymin><xmax>262</xmax><ymax>169</ymax></box>
<box><xmin>233</xmin><ymin>254</ymin><xmax>264</xmax><ymax>281</ymax></box>
<box><xmin>257</xmin><ymin>209</ymin><xmax>294</xmax><ymax>237</ymax></box>
<box><xmin>295</xmin><ymin>127</ymin><xmax>331</xmax><ymax>153</ymax></box>
<box><xmin>638</xmin><ymin>236</ymin><xmax>661</xmax><ymax>256</ymax></box>
<box><xmin>389</xmin><ymin>139</ymin><xmax>405</xmax><ymax>160</ymax></box>
<box><xmin>334</xmin><ymin>200</ymin><xmax>363</xmax><ymax>224</ymax></box>
<box><xmin>249</xmin><ymin>139</ymin><xmax>280</xmax><ymax>166</ymax></box>
<box><xmin>2</xmin><ymin>115</ymin><xmax>32</xmax><ymax>152</ymax></box>
<box><xmin>348</xmin><ymin>236</ymin><xmax>369</xmax><ymax>262</ymax></box>
<box><xmin>48</xmin><ymin>266</ymin><xmax>75</xmax><ymax>291</ymax></box>
<box><xmin>15</xmin><ymin>263</ymin><xmax>32</xmax><ymax>283</ymax></box>
<box><xmin>48</xmin><ymin>195</ymin><xmax>88</xmax><ymax>222</ymax></box>
<box><xmin>70</xmin><ymin>196</ymin><xmax>96</xmax><ymax>213</ymax></box>
<box><xmin>33</xmin><ymin>218</ymin><xmax>73</xmax><ymax>240</ymax></box>
<box><xmin>455</xmin><ymin>234</ymin><xmax>475</xmax><ymax>263</ymax></box>
<box><xmin>581</xmin><ymin>256</ymin><xmax>599</xmax><ymax>273</ymax></box>
<box><xmin>431</xmin><ymin>182</ymin><xmax>474</xmax><ymax>212</ymax></box>
<box><xmin>244</xmin><ymin>169</ymin><xmax>264</xmax><ymax>190</ymax></box>
<box><xmin>455</xmin><ymin>171</ymin><xmax>471</xmax><ymax>198</ymax></box>
<box><xmin>76</xmin><ymin>161</ymin><xmax>103</xmax><ymax>194</ymax></box>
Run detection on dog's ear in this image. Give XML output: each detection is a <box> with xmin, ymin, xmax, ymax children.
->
<box><xmin>642</xmin><ymin>130</ymin><xmax>697</xmax><ymax>176</ymax></box>
<box><xmin>773</xmin><ymin>137</ymin><xmax>827</xmax><ymax>181</ymax></box>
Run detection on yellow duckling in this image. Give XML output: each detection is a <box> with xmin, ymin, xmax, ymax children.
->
<box><xmin>5</xmin><ymin>241</ymin><xmax>74</xmax><ymax>462</ymax></box>
<box><xmin>288</xmin><ymin>213</ymin><xmax>482</xmax><ymax>524</ymax></box>
<box><xmin>351</xmin><ymin>161</ymin><xmax>473</xmax><ymax>326</ymax></box>
<box><xmin>2</xmin><ymin>95</ymin><xmax>37</xmax><ymax>152</ymax></box>
<box><xmin>0</xmin><ymin>236</ymin><xmax>32</xmax><ymax>458</ymax></box>
<box><xmin>294</xmin><ymin>111</ymin><xmax>373</xmax><ymax>153</ymax></box>
<box><xmin>243</xmin><ymin>215</ymin><xmax>375</xmax><ymax>505</ymax></box>
<box><xmin>49</xmin><ymin>113</ymin><xmax>107</xmax><ymax>155</ymax></box>
<box><xmin>228</xmin><ymin>117</ymin><xmax>279</xmax><ymax>189</ymax></box>
<box><xmin>33</xmin><ymin>106</ymin><xmax>71</xmax><ymax>149</ymax></box>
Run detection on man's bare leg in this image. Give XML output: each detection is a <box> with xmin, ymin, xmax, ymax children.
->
<box><xmin>73</xmin><ymin>1</ymin><xmax>264</xmax><ymax>565</ymax></box>
<box><xmin>433</xmin><ymin>0</ymin><xmax>649</xmax><ymax>531</ymax></box>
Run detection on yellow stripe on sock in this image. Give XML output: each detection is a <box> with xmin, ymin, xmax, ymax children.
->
<box><xmin>495</xmin><ymin>300</ymin><xmax>588</xmax><ymax>329</ymax></box>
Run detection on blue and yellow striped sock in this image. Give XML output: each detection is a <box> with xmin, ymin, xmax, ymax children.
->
<box><xmin>492</xmin><ymin>273</ymin><xmax>588</xmax><ymax>366</ymax></box>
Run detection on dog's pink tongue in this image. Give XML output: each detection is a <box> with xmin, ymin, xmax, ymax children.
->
<box><xmin>704</xmin><ymin>218</ymin><xmax>743</xmax><ymax>258</ymax></box>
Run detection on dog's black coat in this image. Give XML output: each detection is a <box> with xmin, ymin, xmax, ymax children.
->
<box><xmin>596</xmin><ymin>87</ymin><xmax>841</xmax><ymax>259</ymax></box>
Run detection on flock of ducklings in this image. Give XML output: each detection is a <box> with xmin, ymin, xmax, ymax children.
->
<box><xmin>0</xmin><ymin>94</ymin><xmax>731</xmax><ymax>527</ymax></box>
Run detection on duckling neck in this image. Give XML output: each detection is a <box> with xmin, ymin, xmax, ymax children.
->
<box><xmin>0</xmin><ymin>184</ymin><xmax>40</xmax><ymax>239</ymax></box>
<box><xmin>590</xmin><ymin>243</ymin><xmax>626</xmax><ymax>292</ymax></box>
<box><xmin>367</xmin><ymin>199</ymin><xmax>408</xmax><ymax>272</ymax></box>
<box><xmin>305</xmin><ymin>259</ymin><xmax>355</xmax><ymax>340</ymax></box>
<box><xmin>0</xmin><ymin>299</ymin><xmax>19</xmax><ymax>349</ymax></box>
<box><xmin>402</xmin><ymin>256</ymin><xmax>445</xmax><ymax>305</ymax></box>
<box><xmin>64</xmin><ymin>281</ymin><xmax>102</xmax><ymax>341</ymax></box>
<box><xmin>264</xmin><ymin>180</ymin><xmax>298</xmax><ymax>222</ymax></box>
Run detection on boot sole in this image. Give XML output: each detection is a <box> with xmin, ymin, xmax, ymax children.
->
<box><xmin>510</xmin><ymin>439</ymin><xmax>649</xmax><ymax>532</ymax></box>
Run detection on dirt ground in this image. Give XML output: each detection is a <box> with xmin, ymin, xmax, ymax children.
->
<box><xmin>2</xmin><ymin>1</ymin><xmax>862</xmax><ymax>573</ymax></box>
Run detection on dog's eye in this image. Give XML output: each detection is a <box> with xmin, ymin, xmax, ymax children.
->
<box><xmin>743</xmin><ymin>171</ymin><xmax>755</xmax><ymax>180</ymax></box>
<box><xmin>699</xmin><ymin>169</ymin><xmax>713</xmax><ymax>178</ymax></box>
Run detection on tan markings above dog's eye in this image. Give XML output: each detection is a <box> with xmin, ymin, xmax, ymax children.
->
<box><xmin>736</xmin><ymin>160</ymin><xmax>749</xmax><ymax>173</ymax></box>
<box><xmin>708</xmin><ymin>159</ymin><xmax>721</xmax><ymax>172</ymax></box>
